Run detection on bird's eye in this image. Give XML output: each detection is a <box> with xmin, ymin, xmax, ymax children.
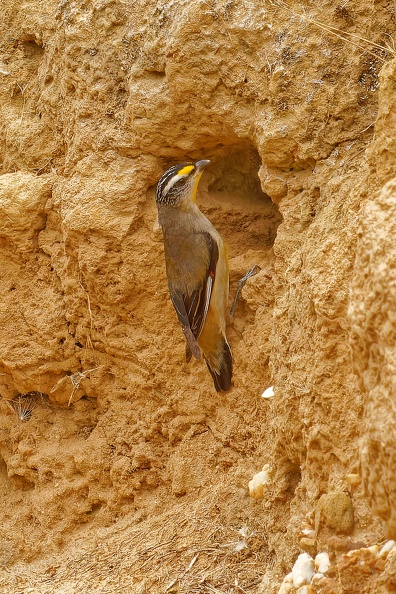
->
<box><xmin>162</xmin><ymin>172</ymin><xmax>189</xmax><ymax>196</ymax></box>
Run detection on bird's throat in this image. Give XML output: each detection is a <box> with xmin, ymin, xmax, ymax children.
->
<box><xmin>191</xmin><ymin>172</ymin><xmax>203</xmax><ymax>203</ymax></box>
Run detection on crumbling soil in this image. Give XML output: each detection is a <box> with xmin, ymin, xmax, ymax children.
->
<box><xmin>1</xmin><ymin>1</ymin><xmax>396</xmax><ymax>592</ymax></box>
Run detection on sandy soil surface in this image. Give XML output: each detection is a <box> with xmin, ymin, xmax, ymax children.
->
<box><xmin>1</xmin><ymin>1</ymin><xmax>396</xmax><ymax>592</ymax></box>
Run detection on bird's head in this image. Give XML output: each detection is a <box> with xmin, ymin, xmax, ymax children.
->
<box><xmin>156</xmin><ymin>159</ymin><xmax>210</xmax><ymax>207</ymax></box>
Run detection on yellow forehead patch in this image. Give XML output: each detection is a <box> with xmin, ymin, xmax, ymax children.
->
<box><xmin>177</xmin><ymin>165</ymin><xmax>195</xmax><ymax>176</ymax></box>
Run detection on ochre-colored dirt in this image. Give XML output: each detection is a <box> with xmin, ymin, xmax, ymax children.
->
<box><xmin>1</xmin><ymin>1</ymin><xmax>396</xmax><ymax>592</ymax></box>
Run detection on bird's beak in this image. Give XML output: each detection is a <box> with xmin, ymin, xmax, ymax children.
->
<box><xmin>195</xmin><ymin>159</ymin><xmax>211</xmax><ymax>170</ymax></box>
<box><xmin>189</xmin><ymin>160</ymin><xmax>210</xmax><ymax>204</ymax></box>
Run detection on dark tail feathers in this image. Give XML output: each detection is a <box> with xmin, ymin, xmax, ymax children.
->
<box><xmin>205</xmin><ymin>338</ymin><xmax>232</xmax><ymax>392</ymax></box>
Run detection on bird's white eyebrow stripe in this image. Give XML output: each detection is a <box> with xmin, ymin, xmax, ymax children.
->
<box><xmin>162</xmin><ymin>173</ymin><xmax>188</xmax><ymax>196</ymax></box>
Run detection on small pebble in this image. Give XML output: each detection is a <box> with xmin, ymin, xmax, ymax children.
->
<box><xmin>315</xmin><ymin>552</ymin><xmax>330</xmax><ymax>573</ymax></box>
<box><xmin>380</xmin><ymin>540</ymin><xmax>395</xmax><ymax>558</ymax></box>
<box><xmin>278</xmin><ymin>580</ymin><xmax>293</xmax><ymax>594</ymax></box>
<box><xmin>261</xmin><ymin>386</ymin><xmax>275</xmax><ymax>398</ymax></box>
<box><xmin>248</xmin><ymin>464</ymin><xmax>272</xmax><ymax>500</ymax></box>
<box><xmin>345</xmin><ymin>473</ymin><xmax>360</xmax><ymax>486</ymax></box>
<box><xmin>292</xmin><ymin>553</ymin><xmax>315</xmax><ymax>588</ymax></box>
<box><xmin>299</xmin><ymin>537</ymin><xmax>317</xmax><ymax>556</ymax></box>
<box><xmin>301</xmin><ymin>528</ymin><xmax>316</xmax><ymax>539</ymax></box>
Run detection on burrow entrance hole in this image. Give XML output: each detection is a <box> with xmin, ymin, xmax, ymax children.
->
<box><xmin>199</xmin><ymin>141</ymin><xmax>282</xmax><ymax>260</ymax></box>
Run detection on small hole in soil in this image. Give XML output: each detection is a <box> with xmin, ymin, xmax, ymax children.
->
<box><xmin>201</xmin><ymin>142</ymin><xmax>282</xmax><ymax>254</ymax></box>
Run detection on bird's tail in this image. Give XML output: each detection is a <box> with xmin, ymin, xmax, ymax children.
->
<box><xmin>205</xmin><ymin>337</ymin><xmax>232</xmax><ymax>392</ymax></box>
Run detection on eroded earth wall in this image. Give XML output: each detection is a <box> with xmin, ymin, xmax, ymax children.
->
<box><xmin>1</xmin><ymin>1</ymin><xmax>396</xmax><ymax>592</ymax></box>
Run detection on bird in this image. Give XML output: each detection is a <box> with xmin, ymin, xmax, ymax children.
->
<box><xmin>155</xmin><ymin>159</ymin><xmax>232</xmax><ymax>392</ymax></box>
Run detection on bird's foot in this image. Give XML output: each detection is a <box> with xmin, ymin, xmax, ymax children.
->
<box><xmin>230</xmin><ymin>265</ymin><xmax>261</xmax><ymax>317</ymax></box>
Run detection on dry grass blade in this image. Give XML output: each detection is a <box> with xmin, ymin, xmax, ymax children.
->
<box><xmin>165</xmin><ymin>552</ymin><xmax>200</xmax><ymax>592</ymax></box>
<box><xmin>2</xmin><ymin>487</ymin><xmax>269</xmax><ymax>592</ymax></box>
<box><xmin>4</xmin><ymin>392</ymin><xmax>40</xmax><ymax>421</ymax></box>
<box><xmin>66</xmin><ymin>367</ymin><xmax>100</xmax><ymax>406</ymax></box>
<box><xmin>50</xmin><ymin>367</ymin><xmax>101</xmax><ymax>406</ymax></box>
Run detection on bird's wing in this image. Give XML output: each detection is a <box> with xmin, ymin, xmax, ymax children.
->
<box><xmin>169</xmin><ymin>232</ymin><xmax>219</xmax><ymax>359</ymax></box>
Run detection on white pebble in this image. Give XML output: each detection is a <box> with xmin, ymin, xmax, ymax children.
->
<box><xmin>261</xmin><ymin>386</ymin><xmax>275</xmax><ymax>398</ymax></box>
<box><xmin>380</xmin><ymin>540</ymin><xmax>395</xmax><ymax>558</ymax></box>
<box><xmin>292</xmin><ymin>553</ymin><xmax>315</xmax><ymax>588</ymax></box>
<box><xmin>315</xmin><ymin>552</ymin><xmax>330</xmax><ymax>573</ymax></box>
<box><xmin>278</xmin><ymin>574</ymin><xmax>293</xmax><ymax>594</ymax></box>
<box><xmin>301</xmin><ymin>528</ymin><xmax>316</xmax><ymax>539</ymax></box>
<box><xmin>248</xmin><ymin>464</ymin><xmax>272</xmax><ymax>499</ymax></box>
<box><xmin>282</xmin><ymin>572</ymin><xmax>293</xmax><ymax>583</ymax></box>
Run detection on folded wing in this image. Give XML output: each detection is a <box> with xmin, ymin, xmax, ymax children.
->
<box><xmin>168</xmin><ymin>232</ymin><xmax>219</xmax><ymax>362</ymax></box>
